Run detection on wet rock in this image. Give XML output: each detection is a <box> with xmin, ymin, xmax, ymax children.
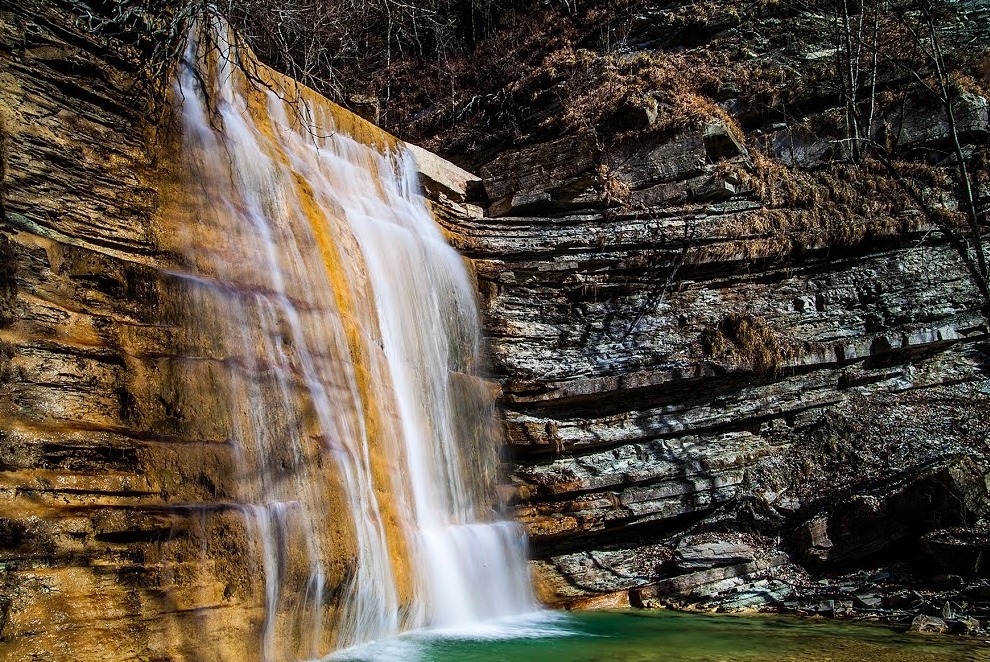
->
<box><xmin>7</xmin><ymin>0</ymin><xmax>988</xmax><ymax>650</ymax></box>
<box><xmin>0</xmin><ymin>4</ymin><xmax>471</xmax><ymax>660</ymax></box>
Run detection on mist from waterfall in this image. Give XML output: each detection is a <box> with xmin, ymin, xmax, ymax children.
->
<box><xmin>172</xmin><ymin>18</ymin><xmax>536</xmax><ymax>660</ymax></box>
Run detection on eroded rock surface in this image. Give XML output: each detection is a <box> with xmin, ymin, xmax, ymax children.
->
<box><xmin>0</xmin><ymin>4</ymin><xmax>484</xmax><ymax>659</ymax></box>
<box><xmin>0</xmin><ymin>4</ymin><xmax>286</xmax><ymax>659</ymax></box>
<box><xmin>441</xmin><ymin>80</ymin><xmax>990</xmax><ymax>613</ymax></box>
<box><xmin>3</xmin><ymin>1</ymin><xmax>990</xmax><ymax>657</ymax></box>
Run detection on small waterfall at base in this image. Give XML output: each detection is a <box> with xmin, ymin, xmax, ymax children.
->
<box><xmin>171</xmin><ymin>19</ymin><xmax>537</xmax><ymax>660</ymax></box>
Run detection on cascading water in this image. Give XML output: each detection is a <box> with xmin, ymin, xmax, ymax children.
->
<box><xmin>172</xmin><ymin>18</ymin><xmax>536</xmax><ymax>660</ymax></box>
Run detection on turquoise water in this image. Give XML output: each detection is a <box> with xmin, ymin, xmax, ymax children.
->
<box><xmin>329</xmin><ymin>610</ymin><xmax>990</xmax><ymax>661</ymax></box>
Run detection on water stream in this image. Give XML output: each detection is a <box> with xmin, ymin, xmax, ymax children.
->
<box><xmin>173</xmin><ymin>19</ymin><xmax>535</xmax><ymax>659</ymax></box>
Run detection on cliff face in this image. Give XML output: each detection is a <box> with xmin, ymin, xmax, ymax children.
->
<box><xmin>0</xmin><ymin>4</ymin><xmax>282</xmax><ymax>659</ymax></box>
<box><xmin>440</xmin><ymin>75</ymin><xmax>990</xmax><ymax>611</ymax></box>
<box><xmin>452</xmin><ymin>194</ymin><xmax>989</xmax><ymax>608</ymax></box>
<box><xmin>0</xmin><ymin>4</ymin><xmax>499</xmax><ymax>660</ymax></box>
<box><xmin>2</xmin><ymin>2</ymin><xmax>990</xmax><ymax>659</ymax></box>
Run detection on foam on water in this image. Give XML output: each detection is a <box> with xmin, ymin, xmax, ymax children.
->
<box><xmin>325</xmin><ymin>611</ymin><xmax>578</xmax><ymax>662</ymax></box>
<box><xmin>411</xmin><ymin>610</ymin><xmax>579</xmax><ymax>641</ymax></box>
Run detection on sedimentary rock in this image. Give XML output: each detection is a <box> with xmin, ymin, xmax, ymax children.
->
<box><xmin>1</xmin><ymin>4</ymin><xmax>505</xmax><ymax>659</ymax></box>
<box><xmin>910</xmin><ymin>614</ymin><xmax>949</xmax><ymax>634</ymax></box>
<box><xmin>440</xmin><ymin>85</ymin><xmax>990</xmax><ymax>609</ymax></box>
<box><xmin>424</xmin><ymin>0</ymin><xmax>990</xmax><ymax>616</ymax></box>
<box><xmin>921</xmin><ymin>527</ymin><xmax>990</xmax><ymax>579</ymax></box>
<box><xmin>0</xmin><ymin>4</ymin><xmax>269</xmax><ymax>658</ymax></box>
<box><xmin>794</xmin><ymin>456</ymin><xmax>988</xmax><ymax>569</ymax></box>
<box><xmin>4</xmin><ymin>2</ymin><xmax>990</xmax><ymax>656</ymax></box>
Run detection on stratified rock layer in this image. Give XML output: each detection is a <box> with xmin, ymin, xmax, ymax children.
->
<box><xmin>3</xmin><ymin>2</ymin><xmax>990</xmax><ymax>657</ymax></box>
<box><xmin>0</xmin><ymin>4</ymin><xmax>298</xmax><ymax>659</ymax></box>
<box><xmin>0</xmin><ymin>3</ymin><xmax>494</xmax><ymax>659</ymax></box>
<box><xmin>441</xmin><ymin>110</ymin><xmax>990</xmax><ymax>608</ymax></box>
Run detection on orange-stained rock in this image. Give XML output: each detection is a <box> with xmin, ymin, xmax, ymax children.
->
<box><xmin>0</xmin><ymin>3</ymin><xmax>490</xmax><ymax>659</ymax></box>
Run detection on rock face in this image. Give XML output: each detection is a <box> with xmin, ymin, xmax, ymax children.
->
<box><xmin>441</xmin><ymin>85</ymin><xmax>990</xmax><ymax>610</ymax></box>
<box><xmin>3</xmin><ymin>2</ymin><xmax>990</xmax><ymax>659</ymax></box>
<box><xmin>0</xmin><ymin>4</ymin><xmax>313</xmax><ymax>659</ymax></box>
<box><xmin>0</xmin><ymin>4</ymin><xmax>498</xmax><ymax>660</ymax></box>
<box><xmin>421</xmin><ymin>0</ymin><xmax>990</xmax><ymax>613</ymax></box>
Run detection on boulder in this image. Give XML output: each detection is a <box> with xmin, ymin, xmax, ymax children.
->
<box><xmin>703</xmin><ymin>121</ymin><xmax>748</xmax><ymax>161</ymax></box>
<box><xmin>921</xmin><ymin>527</ymin><xmax>990</xmax><ymax>579</ymax></box>
<box><xmin>407</xmin><ymin>142</ymin><xmax>484</xmax><ymax>204</ymax></box>
<box><xmin>480</xmin><ymin>134</ymin><xmax>606</xmax><ymax>217</ymax></box>
<box><xmin>794</xmin><ymin>495</ymin><xmax>906</xmax><ymax>568</ymax></box>
<box><xmin>794</xmin><ymin>456</ymin><xmax>988</xmax><ymax>568</ymax></box>
<box><xmin>949</xmin><ymin>616</ymin><xmax>982</xmax><ymax>635</ymax></box>
<box><xmin>345</xmin><ymin>93</ymin><xmax>380</xmax><ymax>125</ymax></box>
<box><xmin>716</xmin><ymin>580</ymin><xmax>792</xmax><ymax>610</ymax></box>
<box><xmin>603</xmin><ymin>93</ymin><xmax>660</xmax><ymax>132</ymax></box>
<box><xmin>909</xmin><ymin>614</ymin><xmax>948</xmax><ymax>634</ymax></box>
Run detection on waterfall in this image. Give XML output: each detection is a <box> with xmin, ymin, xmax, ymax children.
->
<box><xmin>171</xmin><ymin>19</ymin><xmax>535</xmax><ymax>660</ymax></box>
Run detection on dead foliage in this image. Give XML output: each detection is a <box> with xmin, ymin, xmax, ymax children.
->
<box><xmin>701</xmin><ymin>312</ymin><xmax>798</xmax><ymax>375</ymax></box>
<box><xmin>383</xmin><ymin>0</ymin><xmax>825</xmax><ymax>162</ymax></box>
<box><xmin>698</xmin><ymin>151</ymin><xmax>941</xmax><ymax>261</ymax></box>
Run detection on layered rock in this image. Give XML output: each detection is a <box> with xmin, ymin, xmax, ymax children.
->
<box><xmin>0</xmin><ymin>4</ymin><xmax>497</xmax><ymax>660</ymax></box>
<box><xmin>0</xmin><ymin>5</ymin><xmax>336</xmax><ymax>658</ymax></box>
<box><xmin>3</xmin><ymin>3</ymin><xmax>990</xmax><ymax>658</ymax></box>
<box><xmin>441</xmin><ymin>96</ymin><xmax>990</xmax><ymax>609</ymax></box>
